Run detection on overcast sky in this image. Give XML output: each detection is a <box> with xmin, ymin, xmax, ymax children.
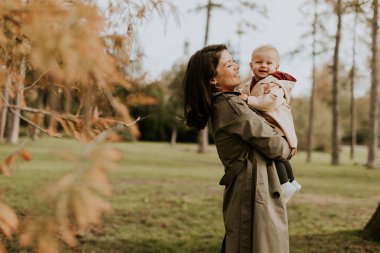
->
<box><xmin>133</xmin><ymin>0</ymin><xmax>370</xmax><ymax>97</ymax></box>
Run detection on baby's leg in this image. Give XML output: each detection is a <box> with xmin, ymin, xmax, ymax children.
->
<box><xmin>284</xmin><ymin>161</ymin><xmax>302</xmax><ymax>192</ymax></box>
<box><xmin>275</xmin><ymin>161</ymin><xmax>296</xmax><ymax>203</ymax></box>
<box><xmin>274</xmin><ymin>161</ymin><xmax>289</xmax><ymax>184</ymax></box>
<box><xmin>284</xmin><ymin>160</ymin><xmax>295</xmax><ymax>182</ymax></box>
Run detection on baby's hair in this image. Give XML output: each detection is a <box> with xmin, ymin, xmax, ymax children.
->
<box><xmin>252</xmin><ymin>44</ymin><xmax>280</xmax><ymax>64</ymax></box>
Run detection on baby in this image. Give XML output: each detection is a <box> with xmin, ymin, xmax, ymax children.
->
<box><xmin>238</xmin><ymin>45</ymin><xmax>301</xmax><ymax>203</ymax></box>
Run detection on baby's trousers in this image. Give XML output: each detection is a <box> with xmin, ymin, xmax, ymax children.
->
<box><xmin>274</xmin><ymin>160</ymin><xmax>295</xmax><ymax>184</ymax></box>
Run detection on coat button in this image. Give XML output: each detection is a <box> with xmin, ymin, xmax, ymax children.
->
<box><xmin>266</xmin><ymin>161</ymin><xmax>272</xmax><ymax>166</ymax></box>
<box><xmin>272</xmin><ymin>192</ymin><xmax>280</xmax><ymax>199</ymax></box>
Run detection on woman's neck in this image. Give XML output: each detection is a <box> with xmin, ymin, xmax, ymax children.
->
<box><xmin>220</xmin><ymin>87</ymin><xmax>236</xmax><ymax>93</ymax></box>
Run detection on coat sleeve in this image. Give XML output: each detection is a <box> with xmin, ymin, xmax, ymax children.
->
<box><xmin>225</xmin><ymin>107</ymin><xmax>292</xmax><ymax>161</ymax></box>
<box><xmin>246</xmin><ymin>85</ymin><xmax>285</xmax><ymax>112</ymax></box>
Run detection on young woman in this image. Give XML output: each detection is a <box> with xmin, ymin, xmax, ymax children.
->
<box><xmin>183</xmin><ymin>44</ymin><xmax>294</xmax><ymax>253</ymax></box>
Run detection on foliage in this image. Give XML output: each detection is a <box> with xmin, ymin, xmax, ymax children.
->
<box><xmin>0</xmin><ymin>0</ymin><xmax>177</xmax><ymax>252</ymax></box>
<box><xmin>130</xmin><ymin>62</ymin><xmax>200</xmax><ymax>143</ymax></box>
<box><xmin>0</xmin><ymin>0</ymin><xmax>141</xmax><ymax>140</ymax></box>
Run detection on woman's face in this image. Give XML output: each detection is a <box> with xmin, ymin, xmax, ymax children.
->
<box><xmin>214</xmin><ymin>50</ymin><xmax>241</xmax><ymax>92</ymax></box>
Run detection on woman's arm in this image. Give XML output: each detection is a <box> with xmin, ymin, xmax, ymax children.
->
<box><xmin>225</xmin><ymin>98</ymin><xmax>292</xmax><ymax>160</ymax></box>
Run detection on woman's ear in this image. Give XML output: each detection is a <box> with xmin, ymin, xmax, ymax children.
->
<box><xmin>210</xmin><ymin>79</ymin><xmax>217</xmax><ymax>85</ymax></box>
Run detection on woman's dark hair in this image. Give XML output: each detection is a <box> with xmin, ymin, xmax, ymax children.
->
<box><xmin>183</xmin><ymin>44</ymin><xmax>227</xmax><ymax>130</ymax></box>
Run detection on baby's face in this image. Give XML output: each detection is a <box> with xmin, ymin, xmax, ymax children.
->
<box><xmin>250</xmin><ymin>49</ymin><xmax>279</xmax><ymax>80</ymax></box>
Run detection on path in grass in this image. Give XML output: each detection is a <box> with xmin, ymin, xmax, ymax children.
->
<box><xmin>0</xmin><ymin>138</ymin><xmax>379</xmax><ymax>252</ymax></box>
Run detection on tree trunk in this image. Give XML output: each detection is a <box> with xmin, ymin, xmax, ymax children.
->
<box><xmin>204</xmin><ymin>0</ymin><xmax>212</xmax><ymax>48</ymax></box>
<box><xmin>198</xmin><ymin>0</ymin><xmax>212</xmax><ymax>154</ymax></box>
<box><xmin>63</xmin><ymin>85</ymin><xmax>71</xmax><ymax>114</ymax></box>
<box><xmin>83</xmin><ymin>83</ymin><xmax>94</xmax><ymax>140</ymax></box>
<box><xmin>306</xmin><ymin>0</ymin><xmax>318</xmax><ymax>163</ymax></box>
<box><xmin>0</xmin><ymin>76</ymin><xmax>11</xmax><ymax>141</ymax></box>
<box><xmin>9</xmin><ymin>57</ymin><xmax>27</xmax><ymax>144</ymax></box>
<box><xmin>366</xmin><ymin>0</ymin><xmax>379</xmax><ymax>169</ymax></box>
<box><xmin>349</xmin><ymin>65</ymin><xmax>357</xmax><ymax>160</ymax></box>
<box><xmin>170</xmin><ymin>127</ymin><xmax>177</xmax><ymax>146</ymax></box>
<box><xmin>47</xmin><ymin>85</ymin><xmax>59</xmax><ymax>134</ymax></box>
<box><xmin>363</xmin><ymin>202</ymin><xmax>380</xmax><ymax>241</ymax></box>
<box><xmin>331</xmin><ymin>0</ymin><xmax>342</xmax><ymax>165</ymax></box>
<box><xmin>198</xmin><ymin>128</ymin><xmax>208</xmax><ymax>153</ymax></box>
<box><xmin>350</xmin><ymin>2</ymin><xmax>359</xmax><ymax>160</ymax></box>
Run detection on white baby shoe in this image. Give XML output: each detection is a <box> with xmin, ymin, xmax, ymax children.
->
<box><xmin>291</xmin><ymin>180</ymin><xmax>302</xmax><ymax>192</ymax></box>
<box><xmin>281</xmin><ymin>181</ymin><xmax>297</xmax><ymax>203</ymax></box>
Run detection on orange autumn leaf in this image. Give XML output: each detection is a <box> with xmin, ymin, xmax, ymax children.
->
<box><xmin>36</xmin><ymin>221</ymin><xmax>60</xmax><ymax>253</ymax></box>
<box><xmin>0</xmin><ymin>202</ymin><xmax>19</xmax><ymax>238</ymax></box>
<box><xmin>4</xmin><ymin>155</ymin><xmax>17</xmax><ymax>166</ymax></box>
<box><xmin>106</xmin><ymin>133</ymin><xmax>123</xmax><ymax>142</ymax></box>
<box><xmin>19</xmin><ymin>219</ymin><xmax>38</xmax><ymax>248</ymax></box>
<box><xmin>0</xmin><ymin>164</ymin><xmax>12</xmax><ymax>177</ymax></box>
<box><xmin>18</xmin><ymin>149</ymin><xmax>32</xmax><ymax>161</ymax></box>
<box><xmin>0</xmin><ymin>242</ymin><xmax>6</xmax><ymax>253</ymax></box>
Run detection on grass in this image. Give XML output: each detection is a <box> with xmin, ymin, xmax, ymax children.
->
<box><xmin>0</xmin><ymin>138</ymin><xmax>380</xmax><ymax>253</ymax></box>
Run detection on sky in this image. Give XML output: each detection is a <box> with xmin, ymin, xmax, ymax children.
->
<box><xmin>134</xmin><ymin>0</ymin><xmax>370</xmax><ymax>98</ymax></box>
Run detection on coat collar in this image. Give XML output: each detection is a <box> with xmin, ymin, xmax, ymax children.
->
<box><xmin>212</xmin><ymin>91</ymin><xmax>240</xmax><ymax>97</ymax></box>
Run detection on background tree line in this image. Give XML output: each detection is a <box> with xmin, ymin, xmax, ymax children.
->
<box><xmin>132</xmin><ymin>0</ymin><xmax>380</xmax><ymax>168</ymax></box>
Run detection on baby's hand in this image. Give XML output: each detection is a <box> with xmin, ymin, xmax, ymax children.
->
<box><xmin>263</xmin><ymin>82</ymin><xmax>278</xmax><ymax>94</ymax></box>
<box><xmin>239</xmin><ymin>94</ymin><xmax>248</xmax><ymax>102</ymax></box>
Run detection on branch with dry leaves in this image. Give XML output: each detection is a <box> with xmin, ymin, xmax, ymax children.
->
<box><xmin>18</xmin><ymin>131</ymin><xmax>123</xmax><ymax>253</ymax></box>
<box><xmin>0</xmin><ymin>146</ymin><xmax>32</xmax><ymax>253</ymax></box>
<box><xmin>0</xmin><ymin>98</ymin><xmax>141</xmax><ymax>142</ymax></box>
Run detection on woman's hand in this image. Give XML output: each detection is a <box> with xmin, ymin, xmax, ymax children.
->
<box><xmin>239</xmin><ymin>94</ymin><xmax>248</xmax><ymax>102</ymax></box>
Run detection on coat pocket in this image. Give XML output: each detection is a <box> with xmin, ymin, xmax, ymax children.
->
<box><xmin>219</xmin><ymin>159</ymin><xmax>246</xmax><ymax>186</ymax></box>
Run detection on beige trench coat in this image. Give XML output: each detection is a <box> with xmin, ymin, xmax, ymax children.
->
<box><xmin>211</xmin><ymin>92</ymin><xmax>293</xmax><ymax>253</ymax></box>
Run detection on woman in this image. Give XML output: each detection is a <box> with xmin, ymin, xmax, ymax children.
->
<box><xmin>183</xmin><ymin>44</ymin><xmax>294</xmax><ymax>253</ymax></box>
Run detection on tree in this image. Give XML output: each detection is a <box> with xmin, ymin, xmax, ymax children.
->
<box><xmin>331</xmin><ymin>0</ymin><xmax>343</xmax><ymax>165</ymax></box>
<box><xmin>363</xmin><ymin>202</ymin><xmax>380</xmax><ymax>241</ymax></box>
<box><xmin>167</xmin><ymin>62</ymin><xmax>187</xmax><ymax>145</ymax></box>
<box><xmin>306</xmin><ymin>0</ymin><xmax>319</xmax><ymax>163</ymax></box>
<box><xmin>366</xmin><ymin>0</ymin><xmax>379</xmax><ymax>169</ymax></box>
<box><xmin>195</xmin><ymin>0</ymin><xmax>222</xmax><ymax>153</ymax></box>
<box><xmin>293</xmin><ymin>0</ymin><xmax>331</xmax><ymax>161</ymax></box>
<box><xmin>348</xmin><ymin>0</ymin><xmax>360</xmax><ymax>160</ymax></box>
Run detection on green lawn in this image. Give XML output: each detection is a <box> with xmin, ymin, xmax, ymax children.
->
<box><xmin>0</xmin><ymin>138</ymin><xmax>380</xmax><ymax>253</ymax></box>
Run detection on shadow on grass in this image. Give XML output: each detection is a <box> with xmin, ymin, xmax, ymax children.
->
<box><xmin>68</xmin><ymin>230</ymin><xmax>380</xmax><ymax>253</ymax></box>
<box><xmin>290</xmin><ymin>229</ymin><xmax>380</xmax><ymax>253</ymax></box>
<box><xmin>72</xmin><ymin>230</ymin><xmax>380</xmax><ymax>253</ymax></box>
<box><xmin>73</xmin><ymin>237</ymin><xmax>222</xmax><ymax>253</ymax></box>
